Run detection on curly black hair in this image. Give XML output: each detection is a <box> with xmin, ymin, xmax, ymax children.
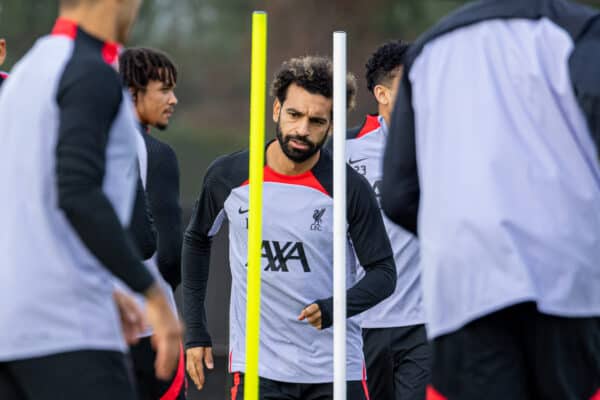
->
<box><xmin>365</xmin><ymin>40</ymin><xmax>410</xmax><ymax>94</ymax></box>
<box><xmin>270</xmin><ymin>56</ymin><xmax>357</xmax><ymax>111</ymax></box>
<box><xmin>119</xmin><ymin>47</ymin><xmax>178</xmax><ymax>100</ymax></box>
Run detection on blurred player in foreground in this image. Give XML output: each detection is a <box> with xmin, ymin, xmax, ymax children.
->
<box><xmin>0</xmin><ymin>0</ymin><xmax>182</xmax><ymax>399</ymax></box>
<box><xmin>345</xmin><ymin>40</ymin><xmax>430</xmax><ymax>400</ymax></box>
<box><xmin>382</xmin><ymin>0</ymin><xmax>600</xmax><ymax>399</ymax></box>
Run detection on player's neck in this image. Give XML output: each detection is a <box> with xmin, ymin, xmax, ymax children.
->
<box><xmin>378</xmin><ymin>106</ymin><xmax>390</xmax><ymax>127</ymax></box>
<box><xmin>59</xmin><ymin>7</ymin><xmax>119</xmax><ymax>44</ymax></box>
<box><xmin>266</xmin><ymin>141</ymin><xmax>320</xmax><ymax>176</ymax></box>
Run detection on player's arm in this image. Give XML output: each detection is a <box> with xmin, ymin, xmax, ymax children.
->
<box><xmin>128</xmin><ymin>175</ymin><xmax>157</xmax><ymax>260</ymax></box>
<box><xmin>569</xmin><ymin>18</ymin><xmax>600</xmax><ymax>157</ymax></box>
<box><xmin>303</xmin><ymin>168</ymin><xmax>397</xmax><ymax>330</ymax></box>
<box><xmin>381</xmin><ymin>71</ymin><xmax>420</xmax><ymax>235</ymax></box>
<box><xmin>56</xmin><ymin>60</ymin><xmax>155</xmax><ymax>293</ymax></box>
<box><xmin>183</xmin><ymin>159</ymin><xmax>228</xmax><ymax>391</ymax></box>
<box><xmin>149</xmin><ymin>144</ymin><xmax>183</xmax><ymax>290</ymax></box>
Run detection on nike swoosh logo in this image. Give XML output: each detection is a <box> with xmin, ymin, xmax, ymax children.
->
<box><xmin>238</xmin><ymin>207</ymin><xmax>249</xmax><ymax>214</ymax></box>
<box><xmin>348</xmin><ymin>157</ymin><xmax>368</xmax><ymax>165</ymax></box>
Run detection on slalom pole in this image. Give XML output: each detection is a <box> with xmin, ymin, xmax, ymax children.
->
<box><xmin>332</xmin><ymin>31</ymin><xmax>347</xmax><ymax>400</ymax></box>
<box><xmin>244</xmin><ymin>10</ymin><xmax>267</xmax><ymax>400</ymax></box>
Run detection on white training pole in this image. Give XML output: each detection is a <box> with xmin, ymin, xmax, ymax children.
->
<box><xmin>333</xmin><ymin>31</ymin><xmax>347</xmax><ymax>400</ymax></box>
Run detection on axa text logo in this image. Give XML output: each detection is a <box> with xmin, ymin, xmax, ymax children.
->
<box><xmin>262</xmin><ymin>240</ymin><xmax>310</xmax><ymax>272</ymax></box>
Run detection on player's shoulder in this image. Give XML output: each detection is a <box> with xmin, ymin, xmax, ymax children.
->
<box><xmin>347</xmin><ymin>114</ymin><xmax>381</xmax><ymax>141</ymax></box>
<box><xmin>204</xmin><ymin>148</ymin><xmax>249</xmax><ymax>187</ymax></box>
<box><xmin>59</xmin><ymin>53</ymin><xmax>121</xmax><ymax>100</ymax></box>
<box><xmin>312</xmin><ymin>148</ymin><xmax>371</xmax><ymax>198</ymax></box>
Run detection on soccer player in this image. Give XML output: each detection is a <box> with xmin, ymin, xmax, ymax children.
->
<box><xmin>345</xmin><ymin>40</ymin><xmax>430</xmax><ymax>400</ymax></box>
<box><xmin>120</xmin><ymin>47</ymin><xmax>185</xmax><ymax>400</ymax></box>
<box><xmin>0</xmin><ymin>37</ymin><xmax>8</xmax><ymax>86</ymax></box>
<box><xmin>381</xmin><ymin>1</ymin><xmax>600</xmax><ymax>399</ymax></box>
<box><xmin>0</xmin><ymin>1</ymin><xmax>182</xmax><ymax>399</ymax></box>
<box><xmin>183</xmin><ymin>56</ymin><xmax>396</xmax><ymax>400</ymax></box>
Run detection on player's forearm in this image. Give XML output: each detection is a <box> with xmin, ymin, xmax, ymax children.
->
<box><xmin>316</xmin><ymin>255</ymin><xmax>396</xmax><ymax>329</ymax></box>
<box><xmin>182</xmin><ymin>232</ymin><xmax>213</xmax><ymax>348</ymax></box>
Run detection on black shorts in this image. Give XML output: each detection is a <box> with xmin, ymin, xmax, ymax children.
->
<box><xmin>428</xmin><ymin>302</ymin><xmax>600</xmax><ymax>400</ymax></box>
<box><xmin>129</xmin><ymin>337</ymin><xmax>186</xmax><ymax>400</ymax></box>
<box><xmin>229</xmin><ymin>372</ymin><xmax>370</xmax><ymax>400</ymax></box>
<box><xmin>0</xmin><ymin>350</ymin><xmax>137</xmax><ymax>400</ymax></box>
<box><xmin>362</xmin><ymin>324</ymin><xmax>431</xmax><ymax>400</ymax></box>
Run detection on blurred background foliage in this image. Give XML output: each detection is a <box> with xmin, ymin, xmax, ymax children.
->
<box><xmin>1</xmin><ymin>0</ymin><xmax>599</xmax><ymax>207</ymax></box>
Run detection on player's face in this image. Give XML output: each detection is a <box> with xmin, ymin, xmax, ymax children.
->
<box><xmin>273</xmin><ymin>83</ymin><xmax>332</xmax><ymax>163</ymax></box>
<box><xmin>115</xmin><ymin>0</ymin><xmax>142</xmax><ymax>43</ymax></box>
<box><xmin>0</xmin><ymin>39</ymin><xmax>6</xmax><ymax>66</ymax></box>
<box><xmin>135</xmin><ymin>79</ymin><xmax>178</xmax><ymax>130</ymax></box>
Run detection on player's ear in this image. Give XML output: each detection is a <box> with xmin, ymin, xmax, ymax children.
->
<box><xmin>373</xmin><ymin>84</ymin><xmax>390</xmax><ymax>106</ymax></box>
<box><xmin>272</xmin><ymin>99</ymin><xmax>281</xmax><ymax>123</ymax></box>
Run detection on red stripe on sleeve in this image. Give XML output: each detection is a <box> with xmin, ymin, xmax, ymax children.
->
<box><xmin>361</xmin><ymin>364</ymin><xmax>371</xmax><ymax>400</ymax></box>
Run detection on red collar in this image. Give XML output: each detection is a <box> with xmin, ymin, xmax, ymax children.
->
<box><xmin>51</xmin><ymin>18</ymin><xmax>78</xmax><ymax>39</ymax></box>
<box><xmin>51</xmin><ymin>18</ymin><xmax>121</xmax><ymax>66</ymax></box>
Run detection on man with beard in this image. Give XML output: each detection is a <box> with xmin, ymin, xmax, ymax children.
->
<box><xmin>0</xmin><ymin>1</ymin><xmax>182</xmax><ymax>399</ymax></box>
<box><xmin>0</xmin><ymin>38</ymin><xmax>8</xmax><ymax>87</ymax></box>
<box><xmin>119</xmin><ymin>47</ymin><xmax>185</xmax><ymax>400</ymax></box>
<box><xmin>183</xmin><ymin>56</ymin><xmax>396</xmax><ymax>400</ymax></box>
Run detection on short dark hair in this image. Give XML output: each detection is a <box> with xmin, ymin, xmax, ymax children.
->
<box><xmin>270</xmin><ymin>56</ymin><xmax>357</xmax><ymax>111</ymax></box>
<box><xmin>365</xmin><ymin>40</ymin><xmax>410</xmax><ymax>93</ymax></box>
<box><xmin>119</xmin><ymin>47</ymin><xmax>178</xmax><ymax>98</ymax></box>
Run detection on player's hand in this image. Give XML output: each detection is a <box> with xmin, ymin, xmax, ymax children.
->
<box><xmin>113</xmin><ymin>290</ymin><xmax>145</xmax><ymax>345</ymax></box>
<box><xmin>144</xmin><ymin>284</ymin><xmax>183</xmax><ymax>380</ymax></box>
<box><xmin>298</xmin><ymin>303</ymin><xmax>322</xmax><ymax>330</ymax></box>
<box><xmin>186</xmin><ymin>346</ymin><xmax>214</xmax><ymax>391</ymax></box>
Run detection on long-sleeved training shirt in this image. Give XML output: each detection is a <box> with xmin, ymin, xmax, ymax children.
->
<box><xmin>139</xmin><ymin>125</ymin><xmax>183</xmax><ymax>290</ymax></box>
<box><xmin>0</xmin><ymin>18</ymin><xmax>154</xmax><ymax>361</ymax></box>
<box><xmin>382</xmin><ymin>0</ymin><xmax>600</xmax><ymax>339</ymax></box>
<box><xmin>183</xmin><ymin>145</ymin><xmax>396</xmax><ymax>383</ymax></box>
<box><xmin>346</xmin><ymin>115</ymin><xmax>423</xmax><ymax>329</ymax></box>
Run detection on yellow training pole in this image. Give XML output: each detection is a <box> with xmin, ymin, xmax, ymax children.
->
<box><xmin>244</xmin><ymin>10</ymin><xmax>267</xmax><ymax>400</ymax></box>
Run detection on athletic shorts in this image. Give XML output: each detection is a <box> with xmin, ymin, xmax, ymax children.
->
<box><xmin>130</xmin><ymin>337</ymin><xmax>186</xmax><ymax>400</ymax></box>
<box><xmin>362</xmin><ymin>324</ymin><xmax>431</xmax><ymax>400</ymax></box>
<box><xmin>428</xmin><ymin>302</ymin><xmax>600</xmax><ymax>400</ymax></box>
<box><xmin>229</xmin><ymin>372</ymin><xmax>370</xmax><ymax>400</ymax></box>
<box><xmin>0</xmin><ymin>350</ymin><xmax>137</xmax><ymax>400</ymax></box>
